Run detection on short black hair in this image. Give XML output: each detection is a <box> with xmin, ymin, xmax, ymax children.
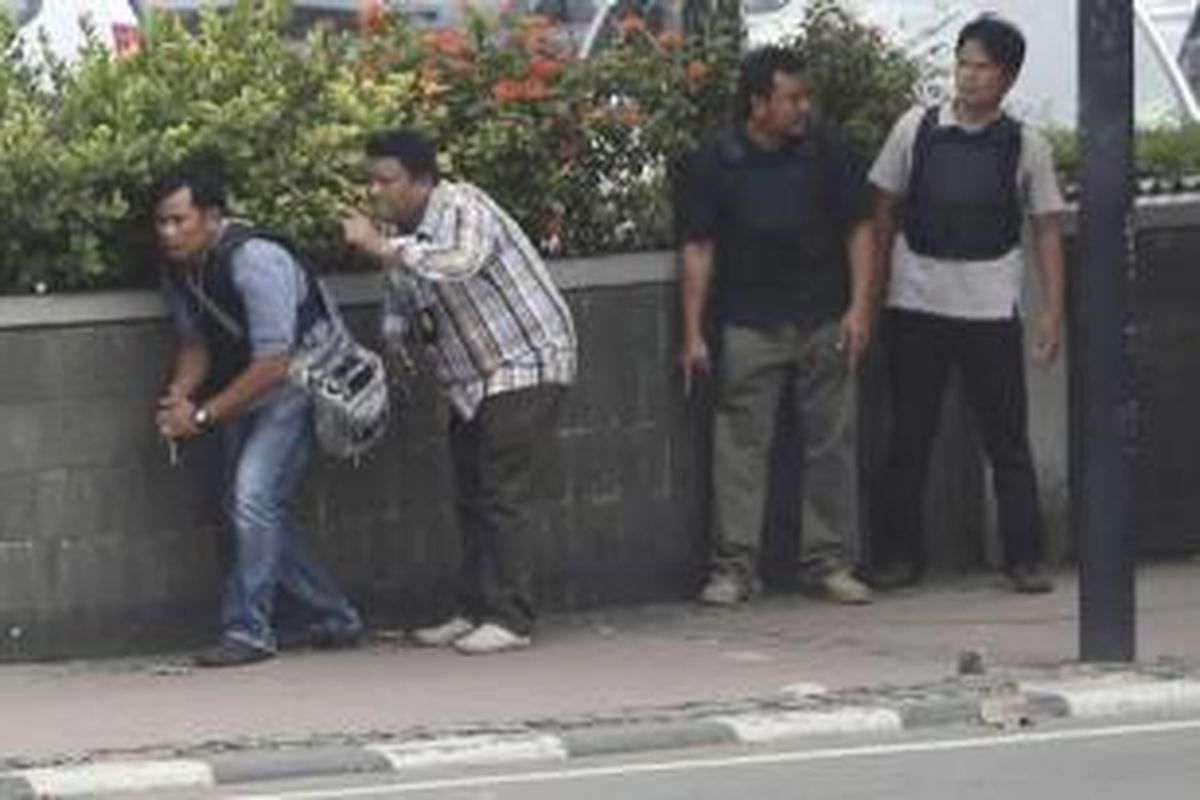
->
<box><xmin>957</xmin><ymin>14</ymin><xmax>1026</xmax><ymax>78</ymax></box>
<box><xmin>151</xmin><ymin>162</ymin><xmax>227</xmax><ymax>212</ymax></box>
<box><xmin>737</xmin><ymin>46</ymin><xmax>808</xmax><ymax>121</ymax></box>
<box><xmin>364</xmin><ymin>128</ymin><xmax>439</xmax><ymax>183</ymax></box>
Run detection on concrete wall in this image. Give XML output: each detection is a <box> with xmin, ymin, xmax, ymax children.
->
<box><xmin>0</xmin><ymin>254</ymin><xmax>707</xmax><ymax>661</ymax></box>
<box><xmin>1</xmin><ymin>200</ymin><xmax>1197</xmax><ymax>661</ymax></box>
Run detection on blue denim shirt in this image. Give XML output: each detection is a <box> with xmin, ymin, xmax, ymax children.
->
<box><xmin>163</xmin><ymin>237</ymin><xmax>333</xmax><ymax>406</ymax></box>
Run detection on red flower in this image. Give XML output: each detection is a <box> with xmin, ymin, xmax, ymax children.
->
<box><xmin>492</xmin><ymin>78</ymin><xmax>526</xmax><ymax>103</ymax></box>
<box><xmin>423</xmin><ymin>28</ymin><xmax>474</xmax><ymax>59</ymax></box>
<box><xmin>528</xmin><ymin>57</ymin><xmax>561</xmax><ymax>82</ymax></box>
<box><xmin>521</xmin><ymin>78</ymin><xmax>551</xmax><ymax>101</ymax></box>
<box><xmin>357</xmin><ymin>0</ymin><xmax>388</xmax><ymax>37</ymax></box>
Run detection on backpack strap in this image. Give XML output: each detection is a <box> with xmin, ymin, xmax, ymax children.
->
<box><xmin>208</xmin><ymin>221</ymin><xmax>334</xmax><ymax>338</ymax></box>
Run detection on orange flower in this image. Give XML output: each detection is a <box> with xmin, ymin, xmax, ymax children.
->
<box><xmin>492</xmin><ymin>78</ymin><xmax>526</xmax><ymax>103</ymax></box>
<box><xmin>521</xmin><ymin>78</ymin><xmax>551</xmax><ymax>101</ymax></box>
<box><xmin>357</xmin><ymin>0</ymin><xmax>388</xmax><ymax>37</ymax></box>
<box><xmin>423</xmin><ymin>27</ymin><xmax>474</xmax><ymax>59</ymax></box>
<box><xmin>528</xmin><ymin>57</ymin><xmax>561</xmax><ymax>82</ymax></box>
<box><xmin>685</xmin><ymin>59</ymin><xmax>710</xmax><ymax>86</ymax></box>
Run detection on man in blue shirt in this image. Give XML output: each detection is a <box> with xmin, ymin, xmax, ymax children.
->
<box><xmin>154</xmin><ymin>166</ymin><xmax>363</xmax><ymax>667</ymax></box>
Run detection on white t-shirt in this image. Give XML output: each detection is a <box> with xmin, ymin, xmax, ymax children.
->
<box><xmin>869</xmin><ymin>104</ymin><xmax>1066</xmax><ymax>320</ymax></box>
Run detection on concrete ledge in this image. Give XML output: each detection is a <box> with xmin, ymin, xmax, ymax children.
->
<box><xmin>208</xmin><ymin>746</ymin><xmax>393</xmax><ymax>785</ymax></box>
<box><xmin>0</xmin><ymin>251</ymin><xmax>675</xmax><ymax>331</ymax></box>
<box><xmin>714</xmin><ymin>707</ymin><xmax>904</xmax><ymax>742</ymax></box>
<box><xmin>4</xmin><ymin>670</ymin><xmax>1200</xmax><ymax>799</ymax></box>
<box><xmin>365</xmin><ymin>732</ymin><xmax>569</xmax><ymax>771</ymax></box>
<box><xmin>896</xmin><ymin>697</ymin><xmax>986</xmax><ymax>729</ymax></box>
<box><xmin>10</xmin><ymin>760</ymin><xmax>214</xmax><ymax>798</ymax></box>
<box><xmin>6</xmin><ymin>190</ymin><xmax>1200</xmax><ymax>331</ymax></box>
<box><xmin>560</xmin><ymin>720</ymin><xmax>735</xmax><ymax>757</ymax></box>
<box><xmin>1020</xmin><ymin>677</ymin><xmax>1200</xmax><ymax>719</ymax></box>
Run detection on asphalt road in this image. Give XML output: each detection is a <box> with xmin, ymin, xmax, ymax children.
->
<box><xmin>158</xmin><ymin>715</ymin><xmax>1200</xmax><ymax>800</ymax></box>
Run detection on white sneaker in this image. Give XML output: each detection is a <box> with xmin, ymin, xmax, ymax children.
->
<box><xmin>410</xmin><ymin>616</ymin><xmax>474</xmax><ymax>647</ymax></box>
<box><xmin>452</xmin><ymin>623</ymin><xmax>532</xmax><ymax>655</ymax></box>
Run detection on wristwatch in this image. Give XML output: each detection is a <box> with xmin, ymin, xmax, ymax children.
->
<box><xmin>191</xmin><ymin>405</ymin><xmax>215</xmax><ymax>432</ymax></box>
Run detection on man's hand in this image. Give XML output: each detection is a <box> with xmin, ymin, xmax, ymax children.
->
<box><xmin>158</xmin><ymin>383</ymin><xmax>189</xmax><ymax>410</ymax></box>
<box><xmin>680</xmin><ymin>334</ymin><xmax>711</xmax><ymax>397</ymax></box>
<box><xmin>839</xmin><ymin>304</ymin><xmax>873</xmax><ymax>372</ymax></box>
<box><xmin>342</xmin><ymin>213</ymin><xmax>390</xmax><ymax>262</ymax></box>
<box><xmin>156</xmin><ymin>395</ymin><xmax>201</xmax><ymax>439</ymax></box>
<box><xmin>1032</xmin><ymin>309</ymin><xmax>1062</xmax><ymax>365</ymax></box>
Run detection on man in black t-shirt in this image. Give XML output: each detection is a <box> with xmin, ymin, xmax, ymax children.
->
<box><xmin>679</xmin><ymin>46</ymin><xmax>877</xmax><ymax>606</ymax></box>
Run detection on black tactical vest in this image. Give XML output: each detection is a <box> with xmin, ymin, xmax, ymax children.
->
<box><xmin>167</xmin><ymin>223</ymin><xmax>324</xmax><ymax>389</ymax></box>
<box><xmin>711</xmin><ymin>125</ymin><xmax>845</xmax><ymax>320</ymax></box>
<box><xmin>903</xmin><ymin>107</ymin><xmax>1024</xmax><ymax>260</ymax></box>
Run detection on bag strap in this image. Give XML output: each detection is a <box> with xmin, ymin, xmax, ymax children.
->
<box><xmin>309</xmin><ymin>276</ymin><xmax>351</xmax><ymax>337</ymax></box>
<box><xmin>206</xmin><ymin>221</ymin><xmax>350</xmax><ymax>341</ymax></box>
<box><xmin>183</xmin><ymin>270</ymin><xmax>246</xmax><ymax>341</ymax></box>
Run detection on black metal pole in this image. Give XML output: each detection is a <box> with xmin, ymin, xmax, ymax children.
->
<box><xmin>1075</xmin><ymin>0</ymin><xmax>1136</xmax><ymax>662</ymax></box>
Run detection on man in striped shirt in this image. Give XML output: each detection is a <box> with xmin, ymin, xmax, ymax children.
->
<box><xmin>343</xmin><ymin>128</ymin><xmax>577</xmax><ymax>655</ymax></box>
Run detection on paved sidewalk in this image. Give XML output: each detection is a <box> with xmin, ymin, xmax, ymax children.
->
<box><xmin>0</xmin><ymin>562</ymin><xmax>1197</xmax><ymax>797</ymax></box>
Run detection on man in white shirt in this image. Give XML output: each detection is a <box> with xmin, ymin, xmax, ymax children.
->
<box><xmin>869</xmin><ymin>14</ymin><xmax>1066</xmax><ymax>593</ymax></box>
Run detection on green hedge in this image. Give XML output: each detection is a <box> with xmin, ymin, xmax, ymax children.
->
<box><xmin>4</xmin><ymin>1</ymin><xmax>1194</xmax><ymax>295</ymax></box>
<box><xmin>0</xmin><ymin>0</ymin><xmax>925</xmax><ymax>294</ymax></box>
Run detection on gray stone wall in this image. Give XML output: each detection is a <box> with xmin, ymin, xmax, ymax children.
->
<box><xmin>1</xmin><ymin>199</ymin><xmax>1198</xmax><ymax>661</ymax></box>
<box><xmin>0</xmin><ymin>257</ymin><xmax>709</xmax><ymax>661</ymax></box>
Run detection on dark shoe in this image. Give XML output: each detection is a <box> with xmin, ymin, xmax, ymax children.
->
<box><xmin>310</xmin><ymin>625</ymin><xmax>368</xmax><ymax>650</ymax></box>
<box><xmin>869</xmin><ymin>562</ymin><xmax>923</xmax><ymax>590</ymax></box>
<box><xmin>1009</xmin><ymin>564</ymin><xmax>1055</xmax><ymax>594</ymax></box>
<box><xmin>193</xmin><ymin>639</ymin><xmax>275</xmax><ymax>668</ymax></box>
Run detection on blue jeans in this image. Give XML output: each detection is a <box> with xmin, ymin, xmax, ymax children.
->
<box><xmin>219</xmin><ymin>389</ymin><xmax>361</xmax><ymax>651</ymax></box>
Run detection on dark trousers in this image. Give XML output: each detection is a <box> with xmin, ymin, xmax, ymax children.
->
<box><xmin>876</xmin><ymin>309</ymin><xmax>1044</xmax><ymax>573</ymax></box>
<box><xmin>448</xmin><ymin>385</ymin><xmax>565</xmax><ymax>636</ymax></box>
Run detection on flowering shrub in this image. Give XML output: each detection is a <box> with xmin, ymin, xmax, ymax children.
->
<box><xmin>0</xmin><ymin>0</ymin><xmax>923</xmax><ymax>293</ymax></box>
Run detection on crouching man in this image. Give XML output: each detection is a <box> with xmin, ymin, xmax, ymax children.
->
<box><xmin>154</xmin><ymin>166</ymin><xmax>364</xmax><ymax>667</ymax></box>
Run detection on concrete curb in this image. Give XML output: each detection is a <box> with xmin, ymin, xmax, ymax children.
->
<box><xmin>3</xmin><ymin>673</ymin><xmax>1199</xmax><ymax>798</ymax></box>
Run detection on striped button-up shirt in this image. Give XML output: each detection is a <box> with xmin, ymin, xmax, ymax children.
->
<box><xmin>382</xmin><ymin>180</ymin><xmax>577</xmax><ymax>419</ymax></box>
